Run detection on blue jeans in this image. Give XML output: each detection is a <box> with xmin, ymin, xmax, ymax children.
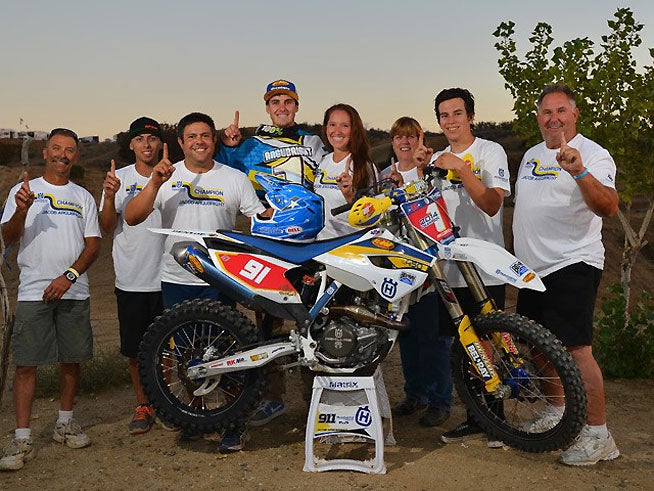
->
<box><xmin>398</xmin><ymin>292</ymin><xmax>453</xmax><ymax>410</ymax></box>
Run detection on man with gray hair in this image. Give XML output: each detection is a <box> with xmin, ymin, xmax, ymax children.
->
<box><xmin>513</xmin><ymin>84</ymin><xmax>620</xmax><ymax>466</ymax></box>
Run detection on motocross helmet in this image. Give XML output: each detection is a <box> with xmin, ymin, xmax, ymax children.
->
<box><xmin>251</xmin><ymin>173</ymin><xmax>325</xmax><ymax>243</ymax></box>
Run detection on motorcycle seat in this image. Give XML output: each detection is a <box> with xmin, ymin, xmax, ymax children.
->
<box><xmin>218</xmin><ymin>229</ymin><xmax>369</xmax><ymax>264</ymax></box>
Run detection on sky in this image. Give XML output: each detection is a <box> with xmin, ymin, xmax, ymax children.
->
<box><xmin>1</xmin><ymin>0</ymin><xmax>652</xmax><ymax>140</ymax></box>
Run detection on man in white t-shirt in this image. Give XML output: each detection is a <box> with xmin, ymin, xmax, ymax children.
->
<box><xmin>513</xmin><ymin>85</ymin><xmax>620</xmax><ymax>466</ymax></box>
<box><xmin>99</xmin><ymin>117</ymin><xmax>166</xmax><ymax>436</ymax></box>
<box><xmin>125</xmin><ymin>112</ymin><xmax>264</xmax><ymax>453</ymax></box>
<box><xmin>430</xmin><ymin>88</ymin><xmax>510</xmax><ymax>446</ymax></box>
<box><xmin>0</xmin><ymin>129</ymin><xmax>101</xmax><ymax>471</ymax></box>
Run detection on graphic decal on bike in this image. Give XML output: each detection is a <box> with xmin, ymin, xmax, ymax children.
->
<box><xmin>380</xmin><ymin>278</ymin><xmax>398</xmax><ymax>299</ymax></box>
<box><xmin>401</xmin><ymin>190</ymin><xmax>455</xmax><ymax>245</ymax></box>
<box><xmin>355</xmin><ymin>406</ymin><xmax>373</xmax><ymax>427</ymax></box>
<box><xmin>328</xmin><ymin>240</ymin><xmax>432</xmax><ymax>271</ymax></box>
<box><xmin>212</xmin><ymin>252</ymin><xmax>297</xmax><ymax>293</ymax></box>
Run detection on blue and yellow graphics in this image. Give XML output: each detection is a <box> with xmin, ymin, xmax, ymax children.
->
<box><xmin>522</xmin><ymin>158</ymin><xmax>560</xmax><ymax>180</ymax></box>
<box><xmin>171</xmin><ymin>181</ymin><xmax>225</xmax><ymax>206</ymax></box>
<box><xmin>125</xmin><ymin>183</ymin><xmax>144</xmax><ymax>196</ymax></box>
<box><xmin>36</xmin><ymin>193</ymin><xmax>83</xmax><ymax>217</ymax></box>
<box><xmin>442</xmin><ymin>153</ymin><xmax>483</xmax><ymax>188</ymax></box>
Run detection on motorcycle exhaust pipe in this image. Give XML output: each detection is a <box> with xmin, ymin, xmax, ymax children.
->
<box><xmin>328</xmin><ymin>305</ymin><xmax>409</xmax><ymax>332</ymax></box>
<box><xmin>170</xmin><ymin>241</ymin><xmax>255</xmax><ymax>303</ymax></box>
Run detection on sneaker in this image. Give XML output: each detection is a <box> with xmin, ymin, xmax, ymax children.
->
<box><xmin>419</xmin><ymin>407</ymin><xmax>450</xmax><ymax>427</ymax></box>
<box><xmin>218</xmin><ymin>428</ymin><xmax>248</xmax><ymax>454</ymax></box>
<box><xmin>129</xmin><ymin>404</ymin><xmax>155</xmax><ymax>435</ymax></box>
<box><xmin>487</xmin><ymin>439</ymin><xmax>505</xmax><ymax>448</ymax></box>
<box><xmin>522</xmin><ymin>404</ymin><xmax>564</xmax><ymax>433</ymax></box>
<box><xmin>0</xmin><ymin>438</ymin><xmax>36</xmax><ymax>471</ymax></box>
<box><xmin>155</xmin><ymin>416</ymin><xmax>179</xmax><ymax>432</ymax></box>
<box><xmin>391</xmin><ymin>398</ymin><xmax>427</xmax><ymax>416</ymax></box>
<box><xmin>53</xmin><ymin>420</ymin><xmax>91</xmax><ymax>449</ymax></box>
<box><xmin>560</xmin><ymin>425</ymin><xmax>620</xmax><ymax>466</ymax></box>
<box><xmin>441</xmin><ymin>421</ymin><xmax>484</xmax><ymax>443</ymax></box>
<box><xmin>249</xmin><ymin>400</ymin><xmax>286</xmax><ymax>427</ymax></box>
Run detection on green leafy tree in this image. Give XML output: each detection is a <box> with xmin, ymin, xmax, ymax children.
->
<box><xmin>494</xmin><ymin>7</ymin><xmax>654</xmax><ymax>320</ymax></box>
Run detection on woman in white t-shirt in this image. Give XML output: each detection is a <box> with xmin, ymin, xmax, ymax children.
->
<box><xmin>313</xmin><ymin>103</ymin><xmax>378</xmax><ymax>239</ymax></box>
<box><xmin>380</xmin><ymin>117</ymin><xmax>454</xmax><ymax>427</ymax></box>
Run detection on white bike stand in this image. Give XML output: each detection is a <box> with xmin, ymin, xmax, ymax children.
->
<box><xmin>303</xmin><ymin>374</ymin><xmax>386</xmax><ymax>474</ymax></box>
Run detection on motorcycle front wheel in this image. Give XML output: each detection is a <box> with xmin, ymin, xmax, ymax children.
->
<box><xmin>451</xmin><ymin>311</ymin><xmax>587</xmax><ymax>452</ymax></box>
<box><xmin>138</xmin><ymin>299</ymin><xmax>265</xmax><ymax>434</ymax></box>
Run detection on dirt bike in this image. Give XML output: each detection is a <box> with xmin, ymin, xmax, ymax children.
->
<box><xmin>138</xmin><ymin>171</ymin><xmax>587</xmax><ymax>452</ymax></box>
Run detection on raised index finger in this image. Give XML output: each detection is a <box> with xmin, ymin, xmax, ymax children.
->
<box><xmin>233</xmin><ymin>110</ymin><xmax>240</xmax><ymax>127</ymax></box>
<box><xmin>162</xmin><ymin>142</ymin><xmax>169</xmax><ymax>162</ymax></box>
<box><xmin>345</xmin><ymin>156</ymin><xmax>352</xmax><ymax>175</ymax></box>
<box><xmin>559</xmin><ymin>132</ymin><xmax>567</xmax><ymax>149</ymax></box>
<box><xmin>418</xmin><ymin>129</ymin><xmax>425</xmax><ymax>148</ymax></box>
<box><xmin>110</xmin><ymin>159</ymin><xmax>116</xmax><ymax>177</ymax></box>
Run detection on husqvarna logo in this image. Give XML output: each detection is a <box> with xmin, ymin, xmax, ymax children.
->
<box><xmin>355</xmin><ymin>406</ymin><xmax>372</xmax><ymax>427</ymax></box>
<box><xmin>381</xmin><ymin>278</ymin><xmax>398</xmax><ymax>299</ymax></box>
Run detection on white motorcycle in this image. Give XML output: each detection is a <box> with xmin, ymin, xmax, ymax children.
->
<box><xmin>138</xmin><ymin>171</ymin><xmax>586</xmax><ymax>452</ymax></box>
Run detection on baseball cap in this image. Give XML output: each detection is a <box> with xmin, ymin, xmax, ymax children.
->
<box><xmin>264</xmin><ymin>79</ymin><xmax>299</xmax><ymax>102</ymax></box>
<box><xmin>128</xmin><ymin>117</ymin><xmax>162</xmax><ymax>139</ymax></box>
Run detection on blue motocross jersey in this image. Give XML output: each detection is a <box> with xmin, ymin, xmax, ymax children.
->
<box><xmin>217</xmin><ymin>124</ymin><xmax>328</xmax><ymax>191</ymax></box>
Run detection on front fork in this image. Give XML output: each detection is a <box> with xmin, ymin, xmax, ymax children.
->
<box><xmin>402</xmin><ymin>219</ymin><xmax>515</xmax><ymax>395</ymax></box>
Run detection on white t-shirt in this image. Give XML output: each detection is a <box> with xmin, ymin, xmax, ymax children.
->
<box><xmin>381</xmin><ymin>165</ymin><xmax>420</xmax><ymax>184</ymax></box>
<box><xmin>100</xmin><ymin>165</ymin><xmax>164</xmax><ymax>292</ymax></box>
<box><xmin>430</xmin><ymin>137</ymin><xmax>511</xmax><ymax>287</ymax></box>
<box><xmin>513</xmin><ymin>133</ymin><xmax>616</xmax><ymax>277</ymax></box>
<box><xmin>154</xmin><ymin>160</ymin><xmax>264</xmax><ymax>284</ymax></box>
<box><xmin>314</xmin><ymin>153</ymin><xmax>377</xmax><ymax>240</ymax></box>
<box><xmin>1</xmin><ymin>177</ymin><xmax>101</xmax><ymax>301</ymax></box>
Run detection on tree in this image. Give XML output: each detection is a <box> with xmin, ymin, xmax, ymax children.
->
<box><xmin>493</xmin><ymin>7</ymin><xmax>654</xmax><ymax>319</ymax></box>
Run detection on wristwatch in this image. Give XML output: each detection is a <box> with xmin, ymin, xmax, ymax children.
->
<box><xmin>64</xmin><ymin>269</ymin><xmax>78</xmax><ymax>283</ymax></box>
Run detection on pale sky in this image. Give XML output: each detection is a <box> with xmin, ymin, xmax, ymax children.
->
<box><xmin>1</xmin><ymin>0</ymin><xmax>652</xmax><ymax>139</ymax></box>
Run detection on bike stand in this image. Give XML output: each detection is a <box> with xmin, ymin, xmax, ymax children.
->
<box><xmin>303</xmin><ymin>373</ymin><xmax>387</xmax><ymax>474</ymax></box>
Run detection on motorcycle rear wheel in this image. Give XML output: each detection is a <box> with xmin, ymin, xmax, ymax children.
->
<box><xmin>138</xmin><ymin>299</ymin><xmax>265</xmax><ymax>434</ymax></box>
<box><xmin>451</xmin><ymin>311</ymin><xmax>587</xmax><ymax>452</ymax></box>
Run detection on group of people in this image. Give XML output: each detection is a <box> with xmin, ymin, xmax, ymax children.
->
<box><xmin>0</xmin><ymin>79</ymin><xmax>619</xmax><ymax>471</ymax></box>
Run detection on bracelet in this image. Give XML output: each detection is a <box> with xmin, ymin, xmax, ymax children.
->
<box><xmin>573</xmin><ymin>168</ymin><xmax>589</xmax><ymax>180</ymax></box>
<box><xmin>66</xmin><ymin>267</ymin><xmax>80</xmax><ymax>279</ymax></box>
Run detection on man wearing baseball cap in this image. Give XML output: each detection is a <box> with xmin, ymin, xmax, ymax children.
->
<box><xmin>216</xmin><ymin>80</ymin><xmax>328</xmax><ymax>429</ymax></box>
<box><xmin>99</xmin><ymin>117</ymin><xmax>166</xmax><ymax>435</ymax></box>
<box><xmin>218</xmin><ymin>79</ymin><xmax>327</xmax><ymax>189</ymax></box>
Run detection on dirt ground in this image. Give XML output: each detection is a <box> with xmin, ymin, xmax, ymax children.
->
<box><xmin>1</xmin><ymin>162</ymin><xmax>653</xmax><ymax>490</ymax></box>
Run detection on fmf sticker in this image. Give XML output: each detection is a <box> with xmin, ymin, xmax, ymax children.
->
<box><xmin>371</xmin><ymin>238</ymin><xmax>395</xmax><ymax>250</ymax></box>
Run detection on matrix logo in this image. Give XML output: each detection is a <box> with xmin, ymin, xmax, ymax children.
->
<box><xmin>329</xmin><ymin>381</ymin><xmax>359</xmax><ymax>389</ymax></box>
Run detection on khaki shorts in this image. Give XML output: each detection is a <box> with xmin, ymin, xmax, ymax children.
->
<box><xmin>12</xmin><ymin>299</ymin><xmax>93</xmax><ymax>366</ymax></box>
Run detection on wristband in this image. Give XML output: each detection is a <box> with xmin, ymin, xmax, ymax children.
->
<box><xmin>572</xmin><ymin>168</ymin><xmax>589</xmax><ymax>180</ymax></box>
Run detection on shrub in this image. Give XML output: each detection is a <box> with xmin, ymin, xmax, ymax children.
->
<box><xmin>594</xmin><ymin>283</ymin><xmax>654</xmax><ymax>378</ymax></box>
<box><xmin>69</xmin><ymin>164</ymin><xmax>85</xmax><ymax>180</ymax></box>
<box><xmin>34</xmin><ymin>348</ymin><xmax>130</xmax><ymax>398</ymax></box>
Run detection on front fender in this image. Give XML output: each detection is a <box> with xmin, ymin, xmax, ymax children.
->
<box><xmin>437</xmin><ymin>237</ymin><xmax>545</xmax><ymax>291</ymax></box>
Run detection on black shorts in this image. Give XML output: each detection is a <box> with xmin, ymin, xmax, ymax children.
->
<box><xmin>115</xmin><ymin>288</ymin><xmax>164</xmax><ymax>358</ymax></box>
<box><xmin>438</xmin><ymin>284</ymin><xmax>506</xmax><ymax>337</ymax></box>
<box><xmin>516</xmin><ymin>262</ymin><xmax>601</xmax><ymax>347</ymax></box>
